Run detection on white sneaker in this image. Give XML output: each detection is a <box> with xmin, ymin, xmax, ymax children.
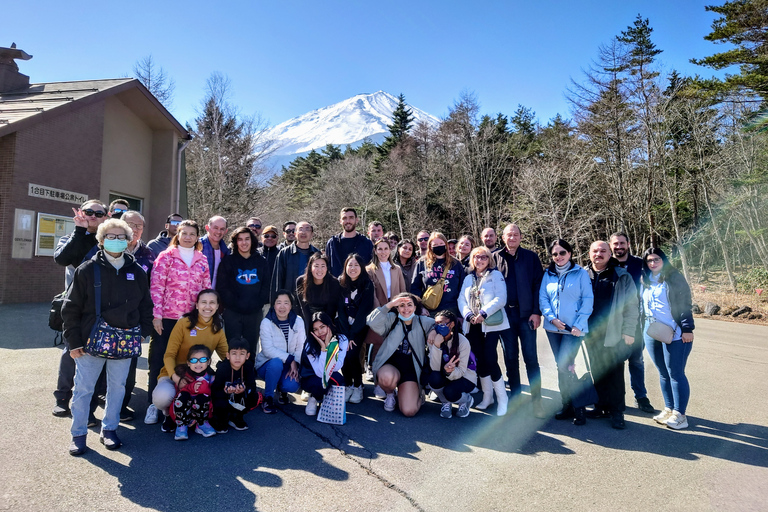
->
<box><xmin>144</xmin><ymin>404</ymin><xmax>159</xmax><ymax>425</ymax></box>
<box><xmin>365</xmin><ymin>369</ymin><xmax>374</xmax><ymax>382</ymax></box>
<box><xmin>374</xmin><ymin>384</ymin><xmax>386</xmax><ymax>398</ymax></box>
<box><xmin>384</xmin><ymin>393</ymin><xmax>396</xmax><ymax>412</ymax></box>
<box><xmin>440</xmin><ymin>402</ymin><xmax>453</xmax><ymax>419</ymax></box>
<box><xmin>665</xmin><ymin>411</ymin><xmax>689</xmax><ymax>430</ymax></box>
<box><xmin>457</xmin><ymin>395</ymin><xmax>474</xmax><ymax>418</ymax></box>
<box><xmin>305</xmin><ymin>397</ymin><xmax>318</xmax><ymax>416</ymax></box>
<box><xmin>344</xmin><ymin>386</ymin><xmax>354</xmax><ymax>403</ymax></box>
<box><xmin>653</xmin><ymin>407</ymin><xmax>673</xmax><ymax>425</ymax></box>
<box><xmin>301</xmin><ymin>390</ymin><xmax>311</xmax><ymax>402</ymax></box>
<box><xmin>350</xmin><ymin>385</ymin><xmax>364</xmax><ymax>404</ymax></box>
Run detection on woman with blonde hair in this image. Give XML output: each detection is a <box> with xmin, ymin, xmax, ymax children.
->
<box><xmin>410</xmin><ymin>232</ymin><xmax>466</xmax><ymax>317</ymax></box>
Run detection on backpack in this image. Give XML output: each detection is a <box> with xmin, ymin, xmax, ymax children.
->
<box><xmin>48</xmin><ymin>287</ymin><xmax>69</xmax><ymax>346</ymax></box>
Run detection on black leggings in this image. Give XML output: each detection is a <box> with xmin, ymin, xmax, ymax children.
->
<box><xmin>301</xmin><ymin>372</ymin><xmax>345</xmax><ymax>401</ymax></box>
<box><xmin>428</xmin><ymin>372</ymin><xmax>475</xmax><ymax>402</ymax></box>
<box><xmin>342</xmin><ymin>336</ymin><xmax>364</xmax><ymax>387</ymax></box>
<box><xmin>467</xmin><ymin>323</ymin><xmax>502</xmax><ymax>380</ymax></box>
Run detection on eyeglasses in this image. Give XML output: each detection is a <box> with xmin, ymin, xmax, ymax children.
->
<box><xmin>474</xmin><ymin>255</ymin><xmax>489</xmax><ymax>260</ymax></box>
<box><xmin>284</xmin><ymin>229</ymin><xmax>295</xmax><ymax>234</ymax></box>
<box><xmin>248</xmin><ymin>224</ymin><xmax>262</xmax><ymax>229</ymax></box>
<box><xmin>169</xmin><ymin>220</ymin><xmax>181</xmax><ymax>226</ymax></box>
<box><xmin>418</xmin><ymin>237</ymin><xmax>429</xmax><ymax>242</ymax></box>
<box><xmin>551</xmin><ymin>250</ymin><xmax>568</xmax><ymax>257</ymax></box>
<box><xmin>126</xmin><ymin>223</ymin><xmax>143</xmax><ymax>230</ymax></box>
<box><xmin>112</xmin><ymin>208</ymin><xmax>126</xmax><ymax>214</ymax></box>
<box><xmin>83</xmin><ymin>209</ymin><xmax>106</xmax><ymax>218</ymax></box>
<box><xmin>104</xmin><ymin>234</ymin><xmax>128</xmax><ymax>240</ymax></box>
<box><xmin>646</xmin><ymin>257</ymin><xmax>663</xmax><ymax>264</ymax></box>
<box><xmin>188</xmin><ymin>357</ymin><xmax>209</xmax><ymax>364</ymax></box>
<box><xmin>263</xmin><ymin>233</ymin><xmax>277</xmax><ymax>239</ymax></box>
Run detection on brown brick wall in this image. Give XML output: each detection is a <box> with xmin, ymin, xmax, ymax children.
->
<box><xmin>0</xmin><ymin>101</ymin><xmax>105</xmax><ymax>303</ymax></box>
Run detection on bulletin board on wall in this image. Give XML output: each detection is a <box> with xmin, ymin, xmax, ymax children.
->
<box><xmin>36</xmin><ymin>213</ymin><xmax>75</xmax><ymax>257</ymax></box>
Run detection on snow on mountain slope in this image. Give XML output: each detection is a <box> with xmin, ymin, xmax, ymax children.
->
<box><xmin>266</xmin><ymin>91</ymin><xmax>439</xmax><ymax>165</ymax></box>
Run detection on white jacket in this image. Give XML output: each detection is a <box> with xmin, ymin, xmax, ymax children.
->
<box><xmin>458</xmin><ymin>268</ymin><xmax>509</xmax><ymax>333</ymax></box>
<box><xmin>255</xmin><ymin>314</ymin><xmax>306</xmax><ymax>370</ymax></box>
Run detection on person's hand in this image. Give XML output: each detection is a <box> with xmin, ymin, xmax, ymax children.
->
<box><xmin>171</xmin><ymin>373</ymin><xmax>181</xmax><ymax>385</ymax></box>
<box><xmin>427</xmin><ymin>330</ymin><xmax>437</xmax><ymax>346</ymax></box>
<box><xmin>235</xmin><ymin>384</ymin><xmax>245</xmax><ymax>394</ymax></box>
<box><xmin>348</xmin><ymin>339</ymin><xmax>356</xmax><ymax>349</ymax></box>
<box><xmin>470</xmin><ymin>314</ymin><xmax>484</xmax><ymax>325</ymax></box>
<box><xmin>682</xmin><ymin>332</ymin><xmax>694</xmax><ymax>343</ymax></box>
<box><xmin>70</xmin><ymin>347</ymin><xmax>85</xmax><ymax>359</ymax></box>
<box><xmin>153</xmin><ymin>318</ymin><xmax>163</xmax><ymax>335</ymax></box>
<box><xmin>623</xmin><ymin>334</ymin><xmax>634</xmax><ymax>346</ymax></box>
<box><xmin>444</xmin><ymin>355</ymin><xmax>459</xmax><ymax>374</ymax></box>
<box><xmin>71</xmin><ymin>208</ymin><xmax>89</xmax><ymax>228</ymax></box>
<box><xmin>178</xmin><ymin>376</ymin><xmax>190</xmax><ymax>389</ymax></box>
<box><xmin>287</xmin><ymin>360</ymin><xmax>299</xmax><ymax>381</ymax></box>
<box><xmin>529</xmin><ymin>314</ymin><xmax>541</xmax><ymax>329</ymax></box>
<box><xmin>571</xmin><ymin>327</ymin><xmax>583</xmax><ymax>337</ymax></box>
<box><xmin>552</xmin><ymin>319</ymin><xmax>566</xmax><ymax>331</ymax></box>
<box><xmin>385</xmin><ymin>296</ymin><xmax>410</xmax><ymax>310</ymax></box>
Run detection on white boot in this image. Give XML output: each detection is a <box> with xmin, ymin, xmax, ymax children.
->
<box><xmin>492</xmin><ymin>378</ymin><xmax>509</xmax><ymax>416</ymax></box>
<box><xmin>475</xmin><ymin>376</ymin><xmax>494</xmax><ymax>410</ymax></box>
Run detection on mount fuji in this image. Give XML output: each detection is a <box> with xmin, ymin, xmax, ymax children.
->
<box><xmin>265</xmin><ymin>91</ymin><xmax>439</xmax><ymax>171</ymax></box>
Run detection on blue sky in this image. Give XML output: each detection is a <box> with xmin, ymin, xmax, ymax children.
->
<box><xmin>8</xmin><ymin>1</ymin><xmax>729</xmax><ymax>128</ymax></box>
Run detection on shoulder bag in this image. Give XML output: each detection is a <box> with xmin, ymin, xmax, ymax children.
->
<box><xmin>421</xmin><ymin>264</ymin><xmax>449</xmax><ymax>310</ymax></box>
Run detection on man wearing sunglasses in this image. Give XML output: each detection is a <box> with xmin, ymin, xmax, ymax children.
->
<box><xmin>277</xmin><ymin>221</ymin><xmax>297</xmax><ymax>251</ymax></box>
<box><xmin>148</xmin><ymin>213</ymin><xmax>183</xmax><ymax>257</ymax></box>
<box><xmin>416</xmin><ymin>229</ymin><xmax>430</xmax><ymax>258</ymax></box>
<box><xmin>108</xmin><ymin>198</ymin><xmax>131</xmax><ymax>220</ymax></box>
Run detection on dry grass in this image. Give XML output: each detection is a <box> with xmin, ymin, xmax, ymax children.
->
<box><xmin>688</xmin><ymin>272</ymin><xmax>768</xmax><ymax>326</ymax></box>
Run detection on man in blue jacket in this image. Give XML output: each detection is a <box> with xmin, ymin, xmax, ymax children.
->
<box><xmin>325</xmin><ymin>207</ymin><xmax>373</xmax><ymax>277</ymax></box>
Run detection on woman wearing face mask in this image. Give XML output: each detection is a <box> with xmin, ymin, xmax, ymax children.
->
<box><xmin>296</xmin><ymin>253</ymin><xmax>342</xmax><ymax>332</ymax></box>
<box><xmin>394</xmin><ymin>239</ymin><xmax>417</xmax><ymax>288</ymax></box>
<box><xmin>539</xmin><ymin>239</ymin><xmax>594</xmax><ymax>426</ymax></box>
<box><xmin>428</xmin><ymin>310</ymin><xmax>477</xmax><ymax>419</ymax></box>
<box><xmin>337</xmin><ymin>254</ymin><xmax>375</xmax><ymax>403</ymax></box>
<box><xmin>410</xmin><ymin>232</ymin><xmax>466</xmax><ymax>317</ymax></box>
<box><xmin>62</xmin><ymin>219</ymin><xmax>153</xmax><ymax>455</ymax></box>
<box><xmin>367</xmin><ymin>293</ymin><xmax>435</xmax><ymax>416</ymax></box>
<box><xmin>146</xmin><ymin>220</ymin><xmax>211</xmax><ymax>425</ymax></box>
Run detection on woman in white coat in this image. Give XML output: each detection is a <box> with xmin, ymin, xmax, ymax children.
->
<box><xmin>458</xmin><ymin>246</ymin><xmax>510</xmax><ymax>415</ymax></box>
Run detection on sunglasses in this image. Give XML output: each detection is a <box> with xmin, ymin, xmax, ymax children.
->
<box><xmin>83</xmin><ymin>209</ymin><xmax>106</xmax><ymax>218</ymax></box>
<box><xmin>418</xmin><ymin>237</ymin><xmax>429</xmax><ymax>242</ymax></box>
<box><xmin>248</xmin><ymin>224</ymin><xmax>262</xmax><ymax>229</ymax></box>
<box><xmin>263</xmin><ymin>233</ymin><xmax>277</xmax><ymax>239</ymax></box>
<box><xmin>284</xmin><ymin>229</ymin><xmax>295</xmax><ymax>234</ymax></box>
<box><xmin>112</xmin><ymin>208</ymin><xmax>126</xmax><ymax>214</ymax></box>
<box><xmin>169</xmin><ymin>220</ymin><xmax>181</xmax><ymax>225</ymax></box>
<box><xmin>104</xmin><ymin>234</ymin><xmax>128</xmax><ymax>240</ymax></box>
<box><xmin>188</xmin><ymin>357</ymin><xmax>210</xmax><ymax>364</ymax></box>
<box><xmin>551</xmin><ymin>250</ymin><xmax>568</xmax><ymax>257</ymax></box>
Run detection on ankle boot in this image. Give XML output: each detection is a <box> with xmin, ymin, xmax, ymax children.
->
<box><xmin>492</xmin><ymin>378</ymin><xmax>508</xmax><ymax>416</ymax></box>
<box><xmin>475</xmin><ymin>376</ymin><xmax>494</xmax><ymax>410</ymax></box>
<box><xmin>573</xmin><ymin>406</ymin><xmax>586</xmax><ymax>425</ymax></box>
<box><xmin>555</xmin><ymin>403</ymin><xmax>574</xmax><ymax>420</ymax></box>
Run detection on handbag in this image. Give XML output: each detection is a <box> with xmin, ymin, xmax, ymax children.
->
<box><xmin>421</xmin><ymin>265</ymin><xmax>449</xmax><ymax>310</ymax></box>
<box><xmin>571</xmin><ymin>341</ymin><xmax>599</xmax><ymax>408</ymax></box>
<box><xmin>317</xmin><ymin>384</ymin><xmax>346</xmax><ymax>425</ymax></box>
<box><xmin>84</xmin><ymin>264</ymin><xmax>143</xmax><ymax>359</ymax></box>
<box><xmin>646</xmin><ymin>320</ymin><xmax>675</xmax><ymax>344</ymax></box>
<box><xmin>470</xmin><ymin>271</ymin><xmax>503</xmax><ymax>326</ymax></box>
<box><xmin>484</xmin><ymin>309</ymin><xmax>504</xmax><ymax>326</ymax></box>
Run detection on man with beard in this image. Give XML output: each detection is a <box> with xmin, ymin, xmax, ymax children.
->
<box><xmin>325</xmin><ymin>207</ymin><xmax>374</xmax><ymax>277</ymax></box>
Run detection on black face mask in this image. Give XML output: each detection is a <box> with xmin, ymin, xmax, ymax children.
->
<box><xmin>432</xmin><ymin>246</ymin><xmax>447</xmax><ymax>256</ymax></box>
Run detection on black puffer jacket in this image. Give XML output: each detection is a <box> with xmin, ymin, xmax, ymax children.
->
<box><xmin>62</xmin><ymin>251</ymin><xmax>154</xmax><ymax>350</ymax></box>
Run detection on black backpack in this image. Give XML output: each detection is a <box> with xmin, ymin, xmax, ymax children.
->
<box><xmin>48</xmin><ymin>289</ymin><xmax>68</xmax><ymax>346</ymax></box>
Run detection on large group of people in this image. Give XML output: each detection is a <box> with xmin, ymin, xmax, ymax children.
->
<box><xmin>55</xmin><ymin>200</ymin><xmax>695</xmax><ymax>456</ymax></box>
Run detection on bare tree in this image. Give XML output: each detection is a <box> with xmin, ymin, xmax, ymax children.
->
<box><xmin>133</xmin><ymin>55</ymin><xmax>175</xmax><ymax>110</ymax></box>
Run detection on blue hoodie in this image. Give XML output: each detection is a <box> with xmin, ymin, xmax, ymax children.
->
<box><xmin>539</xmin><ymin>261</ymin><xmax>594</xmax><ymax>334</ymax></box>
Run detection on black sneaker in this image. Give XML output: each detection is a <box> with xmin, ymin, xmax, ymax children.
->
<box><xmin>211</xmin><ymin>420</ymin><xmax>229</xmax><ymax>434</ymax></box>
<box><xmin>69</xmin><ymin>435</ymin><xmax>87</xmax><ymax>456</ymax></box>
<box><xmin>611</xmin><ymin>412</ymin><xmax>626</xmax><ymax>430</ymax></box>
<box><xmin>228</xmin><ymin>416</ymin><xmax>249</xmax><ymax>431</ymax></box>
<box><xmin>262</xmin><ymin>396</ymin><xmax>277</xmax><ymax>414</ymax></box>
<box><xmin>120</xmin><ymin>407</ymin><xmax>134</xmax><ymax>422</ymax></box>
<box><xmin>585</xmin><ymin>407</ymin><xmax>610</xmax><ymax>419</ymax></box>
<box><xmin>555</xmin><ymin>404</ymin><xmax>575</xmax><ymax>420</ymax></box>
<box><xmin>573</xmin><ymin>407</ymin><xmax>586</xmax><ymax>426</ymax></box>
<box><xmin>160</xmin><ymin>415</ymin><xmax>176</xmax><ymax>433</ymax></box>
<box><xmin>53</xmin><ymin>401</ymin><xmax>71</xmax><ymax>417</ymax></box>
<box><xmin>277</xmin><ymin>392</ymin><xmax>289</xmax><ymax>405</ymax></box>
<box><xmin>635</xmin><ymin>397</ymin><xmax>655</xmax><ymax>414</ymax></box>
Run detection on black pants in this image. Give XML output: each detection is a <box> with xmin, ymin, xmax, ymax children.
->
<box><xmin>427</xmin><ymin>372</ymin><xmax>475</xmax><ymax>402</ymax></box>
<box><xmin>342</xmin><ymin>335</ymin><xmax>365</xmax><ymax>387</ymax></box>
<box><xmin>222</xmin><ymin>308</ymin><xmax>263</xmax><ymax>363</ymax></box>
<box><xmin>585</xmin><ymin>335</ymin><xmax>626</xmax><ymax>413</ymax></box>
<box><xmin>301</xmin><ymin>372</ymin><xmax>345</xmax><ymax>401</ymax></box>
<box><xmin>466</xmin><ymin>323</ymin><xmax>502</xmax><ymax>380</ymax></box>
<box><xmin>212</xmin><ymin>390</ymin><xmax>258</xmax><ymax>424</ymax></box>
<box><xmin>147</xmin><ymin>318</ymin><xmax>178</xmax><ymax>402</ymax></box>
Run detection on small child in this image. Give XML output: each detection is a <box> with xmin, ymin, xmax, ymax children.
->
<box><xmin>211</xmin><ymin>337</ymin><xmax>262</xmax><ymax>433</ymax></box>
<box><xmin>171</xmin><ymin>344</ymin><xmax>217</xmax><ymax>441</ymax></box>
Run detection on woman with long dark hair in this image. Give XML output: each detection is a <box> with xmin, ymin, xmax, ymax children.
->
<box><xmin>299</xmin><ymin>312</ymin><xmax>349</xmax><ymax>415</ymax></box>
<box><xmin>394</xmin><ymin>239</ymin><xmax>417</xmax><ymax>287</ymax></box>
<box><xmin>539</xmin><ymin>238</ymin><xmax>593</xmax><ymax>426</ymax></box>
<box><xmin>338</xmin><ymin>254</ymin><xmax>375</xmax><ymax>403</ymax></box>
<box><xmin>641</xmin><ymin>247</ymin><xmax>695</xmax><ymax>430</ymax></box>
<box><xmin>296</xmin><ymin>252</ymin><xmax>342</xmax><ymax>329</ymax></box>
<box><xmin>410</xmin><ymin>232</ymin><xmax>466</xmax><ymax>317</ymax></box>
<box><xmin>427</xmin><ymin>310</ymin><xmax>477</xmax><ymax>419</ymax></box>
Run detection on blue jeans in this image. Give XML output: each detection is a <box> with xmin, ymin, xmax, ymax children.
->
<box><xmin>644</xmin><ymin>322</ymin><xmax>692</xmax><ymax>414</ymax></box>
<box><xmin>71</xmin><ymin>354</ymin><xmax>131</xmax><ymax>437</ymax></box>
<box><xmin>257</xmin><ymin>358</ymin><xmax>300</xmax><ymax>398</ymax></box>
<box><xmin>499</xmin><ymin>313</ymin><xmax>541</xmax><ymax>401</ymax></box>
<box><xmin>545</xmin><ymin>331</ymin><xmax>581</xmax><ymax>406</ymax></box>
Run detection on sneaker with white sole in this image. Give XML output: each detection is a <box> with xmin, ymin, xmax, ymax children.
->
<box><xmin>384</xmin><ymin>393</ymin><xmax>396</xmax><ymax>412</ymax></box>
<box><xmin>345</xmin><ymin>386</ymin><xmax>354</xmax><ymax>403</ymax></box>
<box><xmin>653</xmin><ymin>407</ymin><xmax>674</xmax><ymax>425</ymax></box>
<box><xmin>457</xmin><ymin>395</ymin><xmax>474</xmax><ymax>418</ymax></box>
<box><xmin>301</xmin><ymin>390</ymin><xmax>311</xmax><ymax>402</ymax></box>
<box><xmin>440</xmin><ymin>403</ymin><xmax>453</xmax><ymax>418</ymax></box>
<box><xmin>665</xmin><ymin>411</ymin><xmax>689</xmax><ymax>430</ymax></box>
<box><xmin>305</xmin><ymin>397</ymin><xmax>318</xmax><ymax>416</ymax></box>
<box><xmin>350</xmin><ymin>385</ymin><xmax>364</xmax><ymax>404</ymax></box>
<box><xmin>144</xmin><ymin>404</ymin><xmax>159</xmax><ymax>425</ymax></box>
<box><xmin>374</xmin><ymin>384</ymin><xmax>386</xmax><ymax>398</ymax></box>
<box><xmin>195</xmin><ymin>421</ymin><xmax>217</xmax><ymax>437</ymax></box>
<box><xmin>174</xmin><ymin>424</ymin><xmax>188</xmax><ymax>441</ymax></box>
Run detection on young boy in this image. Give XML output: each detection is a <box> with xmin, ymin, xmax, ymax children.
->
<box><xmin>211</xmin><ymin>337</ymin><xmax>262</xmax><ymax>432</ymax></box>
<box><xmin>171</xmin><ymin>345</ymin><xmax>217</xmax><ymax>441</ymax></box>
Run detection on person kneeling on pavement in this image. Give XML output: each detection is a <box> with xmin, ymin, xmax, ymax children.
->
<box><xmin>428</xmin><ymin>310</ymin><xmax>477</xmax><ymax>419</ymax></box>
<box><xmin>211</xmin><ymin>337</ymin><xmax>263</xmax><ymax>433</ymax></box>
<box><xmin>300</xmin><ymin>312</ymin><xmax>348</xmax><ymax>416</ymax></box>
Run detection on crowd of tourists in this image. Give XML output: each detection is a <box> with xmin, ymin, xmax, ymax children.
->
<box><xmin>54</xmin><ymin>199</ymin><xmax>695</xmax><ymax>456</ymax></box>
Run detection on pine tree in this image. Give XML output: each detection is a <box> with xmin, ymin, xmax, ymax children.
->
<box><xmin>375</xmin><ymin>93</ymin><xmax>415</xmax><ymax>168</ymax></box>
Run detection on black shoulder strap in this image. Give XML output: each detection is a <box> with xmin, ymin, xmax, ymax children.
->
<box><xmin>410</xmin><ymin>316</ymin><xmax>428</xmax><ymax>369</ymax></box>
<box><xmin>93</xmin><ymin>263</ymin><xmax>102</xmax><ymax>317</ymax></box>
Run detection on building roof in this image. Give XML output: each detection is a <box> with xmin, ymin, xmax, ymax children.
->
<box><xmin>0</xmin><ymin>78</ymin><xmax>189</xmax><ymax>138</ymax></box>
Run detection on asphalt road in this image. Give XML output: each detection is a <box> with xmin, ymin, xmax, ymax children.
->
<box><xmin>0</xmin><ymin>303</ymin><xmax>766</xmax><ymax>512</ymax></box>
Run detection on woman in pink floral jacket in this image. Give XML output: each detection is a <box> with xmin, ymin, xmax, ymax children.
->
<box><xmin>145</xmin><ymin>220</ymin><xmax>211</xmax><ymax>424</ymax></box>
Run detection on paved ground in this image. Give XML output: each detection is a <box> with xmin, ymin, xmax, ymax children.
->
<box><xmin>0</xmin><ymin>303</ymin><xmax>766</xmax><ymax>512</ymax></box>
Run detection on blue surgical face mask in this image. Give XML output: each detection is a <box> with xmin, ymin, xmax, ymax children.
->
<box><xmin>398</xmin><ymin>312</ymin><xmax>415</xmax><ymax>322</ymax></box>
<box><xmin>104</xmin><ymin>239</ymin><xmax>128</xmax><ymax>254</ymax></box>
<box><xmin>435</xmin><ymin>324</ymin><xmax>451</xmax><ymax>337</ymax></box>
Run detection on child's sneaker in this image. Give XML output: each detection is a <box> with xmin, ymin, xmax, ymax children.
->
<box><xmin>160</xmin><ymin>415</ymin><xmax>176</xmax><ymax>433</ymax></box>
<box><xmin>195</xmin><ymin>421</ymin><xmax>217</xmax><ymax>437</ymax></box>
<box><xmin>228</xmin><ymin>416</ymin><xmax>248</xmax><ymax>431</ymax></box>
<box><xmin>211</xmin><ymin>419</ymin><xmax>229</xmax><ymax>434</ymax></box>
<box><xmin>174</xmin><ymin>424</ymin><xmax>188</xmax><ymax>441</ymax></box>
<box><xmin>276</xmin><ymin>392</ymin><xmax>289</xmax><ymax>405</ymax></box>
<box><xmin>262</xmin><ymin>396</ymin><xmax>277</xmax><ymax>414</ymax></box>
<box><xmin>665</xmin><ymin>411</ymin><xmax>689</xmax><ymax>430</ymax></box>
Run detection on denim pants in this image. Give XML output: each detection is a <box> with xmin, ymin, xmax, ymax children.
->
<box><xmin>499</xmin><ymin>312</ymin><xmax>542</xmax><ymax>401</ymax></box>
<box><xmin>644</xmin><ymin>321</ymin><xmax>692</xmax><ymax>414</ymax></box>
<box><xmin>257</xmin><ymin>358</ymin><xmax>300</xmax><ymax>397</ymax></box>
<box><xmin>546</xmin><ymin>331</ymin><xmax>582</xmax><ymax>406</ymax></box>
<box><xmin>71</xmin><ymin>353</ymin><xmax>131</xmax><ymax>437</ymax></box>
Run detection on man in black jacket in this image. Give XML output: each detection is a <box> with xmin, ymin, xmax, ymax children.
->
<box><xmin>271</xmin><ymin>221</ymin><xmax>319</xmax><ymax>307</ymax></box>
<box><xmin>493</xmin><ymin>224</ymin><xmax>545</xmax><ymax>418</ymax></box>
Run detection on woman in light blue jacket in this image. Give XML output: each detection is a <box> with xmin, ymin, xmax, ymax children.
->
<box><xmin>539</xmin><ymin>239</ymin><xmax>594</xmax><ymax>425</ymax></box>
<box><xmin>459</xmin><ymin>246</ymin><xmax>509</xmax><ymax>416</ymax></box>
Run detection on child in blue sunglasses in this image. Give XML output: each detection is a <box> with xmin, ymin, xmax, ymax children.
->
<box><xmin>170</xmin><ymin>344</ymin><xmax>217</xmax><ymax>440</ymax></box>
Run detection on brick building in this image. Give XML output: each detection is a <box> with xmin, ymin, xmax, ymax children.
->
<box><xmin>0</xmin><ymin>46</ymin><xmax>190</xmax><ymax>303</ymax></box>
